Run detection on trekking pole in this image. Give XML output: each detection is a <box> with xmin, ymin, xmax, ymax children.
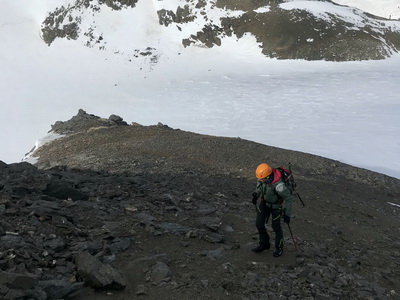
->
<box><xmin>288</xmin><ymin>163</ymin><xmax>306</xmax><ymax>207</ymax></box>
<box><xmin>295</xmin><ymin>192</ymin><xmax>306</xmax><ymax>207</ymax></box>
<box><xmin>286</xmin><ymin>222</ymin><xmax>298</xmax><ymax>252</ymax></box>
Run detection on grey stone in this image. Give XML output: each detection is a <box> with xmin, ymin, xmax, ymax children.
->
<box><xmin>150</xmin><ymin>262</ymin><xmax>172</xmax><ymax>285</ymax></box>
<box><xmin>156</xmin><ymin>222</ymin><xmax>192</xmax><ymax>234</ymax></box>
<box><xmin>109</xmin><ymin>237</ymin><xmax>131</xmax><ymax>255</ymax></box>
<box><xmin>200</xmin><ymin>247</ymin><xmax>225</xmax><ymax>261</ymax></box>
<box><xmin>44</xmin><ymin>181</ymin><xmax>88</xmax><ymax>201</ymax></box>
<box><xmin>0</xmin><ymin>236</ymin><xmax>24</xmax><ymax>250</ymax></box>
<box><xmin>109</xmin><ymin>114</ymin><xmax>128</xmax><ymax>126</ymax></box>
<box><xmin>75</xmin><ymin>251</ymin><xmax>126</xmax><ymax>290</ymax></box>
<box><xmin>0</xmin><ymin>271</ymin><xmax>38</xmax><ymax>289</ymax></box>
<box><xmin>43</xmin><ymin>237</ymin><xmax>66</xmax><ymax>252</ymax></box>
<box><xmin>198</xmin><ymin>216</ymin><xmax>222</xmax><ymax>232</ymax></box>
<box><xmin>199</xmin><ymin>230</ymin><xmax>224</xmax><ymax>243</ymax></box>
<box><xmin>133</xmin><ymin>212</ymin><xmax>157</xmax><ymax>223</ymax></box>
<box><xmin>135</xmin><ymin>284</ymin><xmax>148</xmax><ymax>295</ymax></box>
<box><xmin>39</xmin><ymin>279</ymin><xmax>84</xmax><ymax>299</ymax></box>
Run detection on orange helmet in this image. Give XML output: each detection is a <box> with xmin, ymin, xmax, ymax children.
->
<box><xmin>255</xmin><ymin>163</ymin><xmax>272</xmax><ymax>179</ymax></box>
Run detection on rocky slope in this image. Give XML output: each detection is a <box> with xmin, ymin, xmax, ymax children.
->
<box><xmin>40</xmin><ymin>0</ymin><xmax>400</xmax><ymax>61</ymax></box>
<box><xmin>1</xmin><ymin>110</ymin><xmax>399</xmax><ymax>299</ymax></box>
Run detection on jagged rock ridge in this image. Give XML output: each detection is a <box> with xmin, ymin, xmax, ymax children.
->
<box><xmin>1</xmin><ymin>110</ymin><xmax>399</xmax><ymax>299</ymax></box>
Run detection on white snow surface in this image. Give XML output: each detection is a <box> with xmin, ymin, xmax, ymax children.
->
<box><xmin>23</xmin><ymin>132</ymin><xmax>64</xmax><ymax>164</ymax></box>
<box><xmin>0</xmin><ymin>0</ymin><xmax>399</xmax><ymax>179</ymax></box>
<box><xmin>333</xmin><ymin>0</ymin><xmax>400</xmax><ymax>20</ymax></box>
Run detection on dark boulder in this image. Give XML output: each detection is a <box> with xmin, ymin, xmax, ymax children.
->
<box><xmin>39</xmin><ymin>280</ymin><xmax>84</xmax><ymax>299</ymax></box>
<box><xmin>44</xmin><ymin>181</ymin><xmax>88</xmax><ymax>201</ymax></box>
<box><xmin>75</xmin><ymin>251</ymin><xmax>126</xmax><ymax>290</ymax></box>
<box><xmin>109</xmin><ymin>114</ymin><xmax>128</xmax><ymax>126</ymax></box>
<box><xmin>0</xmin><ymin>271</ymin><xmax>38</xmax><ymax>289</ymax></box>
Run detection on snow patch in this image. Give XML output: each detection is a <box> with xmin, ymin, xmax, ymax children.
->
<box><xmin>254</xmin><ymin>6</ymin><xmax>271</xmax><ymax>14</ymax></box>
<box><xmin>23</xmin><ymin>133</ymin><xmax>65</xmax><ymax>164</ymax></box>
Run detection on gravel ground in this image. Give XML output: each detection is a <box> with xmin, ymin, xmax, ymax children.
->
<box><xmin>11</xmin><ymin>110</ymin><xmax>398</xmax><ymax>299</ymax></box>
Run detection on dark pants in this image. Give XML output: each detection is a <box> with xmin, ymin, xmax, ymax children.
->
<box><xmin>255</xmin><ymin>201</ymin><xmax>283</xmax><ymax>250</ymax></box>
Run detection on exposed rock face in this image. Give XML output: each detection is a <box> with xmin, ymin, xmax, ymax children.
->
<box><xmin>1</xmin><ymin>111</ymin><xmax>399</xmax><ymax>299</ymax></box>
<box><xmin>50</xmin><ymin>109</ymin><xmax>127</xmax><ymax>135</ymax></box>
<box><xmin>216</xmin><ymin>0</ymin><xmax>276</xmax><ymax>11</ymax></box>
<box><xmin>40</xmin><ymin>0</ymin><xmax>400</xmax><ymax>61</ymax></box>
<box><xmin>220</xmin><ymin>7</ymin><xmax>398</xmax><ymax>61</ymax></box>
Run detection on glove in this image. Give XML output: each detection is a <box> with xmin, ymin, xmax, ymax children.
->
<box><xmin>252</xmin><ymin>192</ymin><xmax>258</xmax><ymax>204</ymax></box>
<box><xmin>283</xmin><ymin>215</ymin><xmax>291</xmax><ymax>224</ymax></box>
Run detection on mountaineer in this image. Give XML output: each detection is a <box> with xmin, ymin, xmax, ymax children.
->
<box><xmin>251</xmin><ymin>163</ymin><xmax>293</xmax><ymax>257</ymax></box>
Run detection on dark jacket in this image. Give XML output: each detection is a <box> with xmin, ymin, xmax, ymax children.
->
<box><xmin>254</xmin><ymin>169</ymin><xmax>293</xmax><ymax>216</ymax></box>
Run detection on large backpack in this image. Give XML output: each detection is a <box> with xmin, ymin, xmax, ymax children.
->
<box><xmin>276</xmin><ymin>166</ymin><xmax>296</xmax><ymax>194</ymax></box>
<box><xmin>276</xmin><ymin>164</ymin><xmax>305</xmax><ymax>206</ymax></box>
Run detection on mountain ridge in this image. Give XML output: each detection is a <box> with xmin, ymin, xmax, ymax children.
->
<box><xmin>1</xmin><ymin>110</ymin><xmax>398</xmax><ymax>299</ymax></box>
<box><xmin>40</xmin><ymin>0</ymin><xmax>400</xmax><ymax>61</ymax></box>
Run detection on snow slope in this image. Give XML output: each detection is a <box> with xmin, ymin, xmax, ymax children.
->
<box><xmin>0</xmin><ymin>0</ymin><xmax>399</xmax><ymax>179</ymax></box>
<box><xmin>334</xmin><ymin>0</ymin><xmax>400</xmax><ymax>19</ymax></box>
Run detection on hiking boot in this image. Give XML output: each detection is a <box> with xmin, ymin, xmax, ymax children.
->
<box><xmin>273</xmin><ymin>248</ymin><xmax>283</xmax><ymax>257</ymax></box>
<box><xmin>251</xmin><ymin>243</ymin><xmax>270</xmax><ymax>253</ymax></box>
